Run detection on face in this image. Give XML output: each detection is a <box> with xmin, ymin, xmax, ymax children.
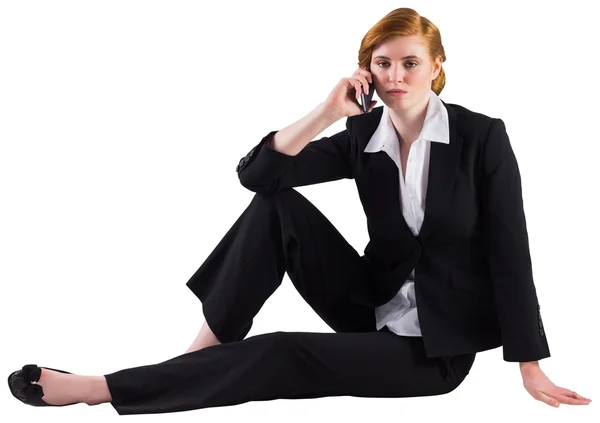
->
<box><xmin>369</xmin><ymin>35</ymin><xmax>442</xmax><ymax>111</ymax></box>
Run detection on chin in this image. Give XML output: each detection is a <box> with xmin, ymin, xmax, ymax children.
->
<box><xmin>384</xmin><ymin>99</ymin><xmax>410</xmax><ymax>109</ymax></box>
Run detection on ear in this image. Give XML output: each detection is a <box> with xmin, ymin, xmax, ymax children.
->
<box><xmin>432</xmin><ymin>57</ymin><xmax>443</xmax><ymax>79</ymax></box>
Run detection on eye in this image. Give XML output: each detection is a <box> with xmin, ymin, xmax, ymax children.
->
<box><xmin>376</xmin><ymin>61</ymin><xmax>418</xmax><ymax>68</ymax></box>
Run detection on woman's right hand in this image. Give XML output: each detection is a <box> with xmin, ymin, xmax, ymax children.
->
<box><xmin>323</xmin><ymin>68</ymin><xmax>377</xmax><ymax>119</ymax></box>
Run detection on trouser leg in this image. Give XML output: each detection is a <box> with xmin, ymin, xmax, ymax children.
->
<box><xmin>184</xmin><ymin>188</ymin><xmax>375</xmax><ymax>343</ymax></box>
<box><xmin>103</xmin><ymin>188</ymin><xmax>477</xmax><ymax>415</ymax></box>
<box><xmin>104</xmin><ymin>330</ymin><xmax>476</xmax><ymax>415</ymax></box>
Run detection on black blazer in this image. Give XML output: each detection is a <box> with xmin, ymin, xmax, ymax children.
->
<box><xmin>235</xmin><ymin>101</ymin><xmax>550</xmax><ymax>363</ymax></box>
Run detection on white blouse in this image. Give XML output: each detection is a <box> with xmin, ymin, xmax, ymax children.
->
<box><xmin>363</xmin><ymin>89</ymin><xmax>450</xmax><ymax>336</ymax></box>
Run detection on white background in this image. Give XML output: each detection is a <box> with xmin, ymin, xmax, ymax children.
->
<box><xmin>1</xmin><ymin>0</ymin><xmax>598</xmax><ymax>421</ymax></box>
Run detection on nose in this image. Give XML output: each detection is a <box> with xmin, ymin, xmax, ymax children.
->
<box><xmin>388</xmin><ymin>65</ymin><xmax>405</xmax><ymax>83</ymax></box>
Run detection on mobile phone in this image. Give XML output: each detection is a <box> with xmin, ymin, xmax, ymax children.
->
<box><xmin>359</xmin><ymin>65</ymin><xmax>375</xmax><ymax>114</ymax></box>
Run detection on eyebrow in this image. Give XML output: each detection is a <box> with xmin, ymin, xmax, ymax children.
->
<box><xmin>373</xmin><ymin>55</ymin><xmax>420</xmax><ymax>60</ymax></box>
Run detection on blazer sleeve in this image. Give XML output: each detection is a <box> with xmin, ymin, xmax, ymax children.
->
<box><xmin>480</xmin><ymin>118</ymin><xmax>551</xmax><ymax>363</ymax></box>
<box><xmin>235</xmin><ymin>117</ymin><xmax>354</xmax><ymax>194</ymax></box>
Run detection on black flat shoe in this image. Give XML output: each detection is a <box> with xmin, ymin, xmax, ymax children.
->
<box><xmin>8</xmin><ymin>364</ymin><xmax>75</xmax><ymax>407</ymax></box>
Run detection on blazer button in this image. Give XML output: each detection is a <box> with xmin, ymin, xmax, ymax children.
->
<box><xmin>539</xmin><ymin>328</ymin><xmax>545</xmax><ymax>336</ymax></box>
<box><xmin>538</xmin><ymin>320</ymin><xmax>543</xmax><ymax>328</ymax></box>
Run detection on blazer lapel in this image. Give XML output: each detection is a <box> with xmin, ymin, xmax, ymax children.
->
<box><xmin>352</xmin><ymin>107</ymin><xmax>415</xmax><ymax>240</ymax></box>
<box><xmin>351</xmin><ymin>100</ymin><xmax>463</xmax><ymax>243</ymax></box>
<box><xmin>418</xmin><ymin>100</ymin><xmax>463</xmax><ymax>242</ymax></box>
<box><xmin>352</xmin><ymin>106</ymin><xmax>383</xmax><ymax>157</ymax></box>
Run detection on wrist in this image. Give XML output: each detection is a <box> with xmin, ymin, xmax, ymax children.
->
<box><xmin>519</xmin><ymin>361</ymin><xmax>540</xmax><ymax>373</ymax></box>
<box><xmin>317</xmin><ymin>102</ymin><xmax>344</xmax><ymax>124</ymax></box>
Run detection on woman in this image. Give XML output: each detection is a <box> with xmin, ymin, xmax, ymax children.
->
<box><xmin>8</xmin><ymin>7</ymin><xmax>591</xmax><ymax>414</ymax></box>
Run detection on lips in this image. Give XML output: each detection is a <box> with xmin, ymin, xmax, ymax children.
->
<box><xmin>387</xmin><ymin>90</ymin><xmax>407</xmax><ymax>93</ymax></box>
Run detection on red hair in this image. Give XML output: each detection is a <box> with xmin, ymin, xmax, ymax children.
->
<box><xmin>357</xmin><ymin>8</ymin><xmax>446</xmax><ymax>95</ymax></box>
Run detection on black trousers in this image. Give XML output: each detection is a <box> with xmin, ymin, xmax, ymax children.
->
<box><xmin>103</xmin><ymin>189</ymin><xmax>476</xmax><ymax>415</ymax></box>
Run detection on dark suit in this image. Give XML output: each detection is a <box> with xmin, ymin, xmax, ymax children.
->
<box><xmin>236</xmin><ymin>102</ymin><xmax>550</xmax><ymax>363</ymax></box>
<box><xmin>101</xmin><ymin>101</ymin><xmax>550</xmax><ymax>416</ymax></box>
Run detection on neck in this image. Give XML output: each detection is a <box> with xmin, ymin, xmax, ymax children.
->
<box><xmin>387</xmin><ymin>92</ymin><xmax>430</xmax><ymax>145</ymax></box>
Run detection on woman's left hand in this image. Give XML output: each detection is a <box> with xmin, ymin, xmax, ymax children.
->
<box><xmin>520</xmin><ymin>362</ymin><xmax>591</xmax><ymax>407</ymax></box>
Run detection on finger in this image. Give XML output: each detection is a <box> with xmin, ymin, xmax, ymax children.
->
<box><xmin>354</xmin><ymin>75</ymin><xmax>369</xmax><ymax>94</ymax></box>
<box><xmin>354</xmin><ymin>68</ymin><xmax>369</xmax><ymax>80</ymax></box>
<box><xmin>358</xmin><ymin>75</ymin><xmax>369</xmax><ymax>94</ymax></box>
<box><xmin>558</xmin><ymin>388</ymin><xmax>592</xmax><ymax>402</ymax></box>
<box><xmin>560</xmin><ymin>389</ymin><xmax>581</xmax><ymax>399</ymax></box>
<box><xmin>353</xmin><ymin>81</ymin><xmax>362</xmax><ymax>102</ymax></box>
<box><xmin>354</xmin><ymin>81</ymin><xmax>365</xmax><ymax>102</ymax></box>
<box><xmin>537</xmin><ymin>391</ymin><xmax>560</xmax><ymax>407</ymax></box>
<box><xmin>554</xmin><ymin>393</ymin><xmax>590</xmax><ymax>405</ymax></box>
<box><xmin>356</xmin><ymin>68</ymin><xmax>373</xmax><ymax>83</ymax></box>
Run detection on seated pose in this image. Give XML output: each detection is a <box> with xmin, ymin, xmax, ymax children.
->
<box><xmin>8</xmin><ymin>7</ymin><xmax>591</xmax><ymax>415</ymax></box>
